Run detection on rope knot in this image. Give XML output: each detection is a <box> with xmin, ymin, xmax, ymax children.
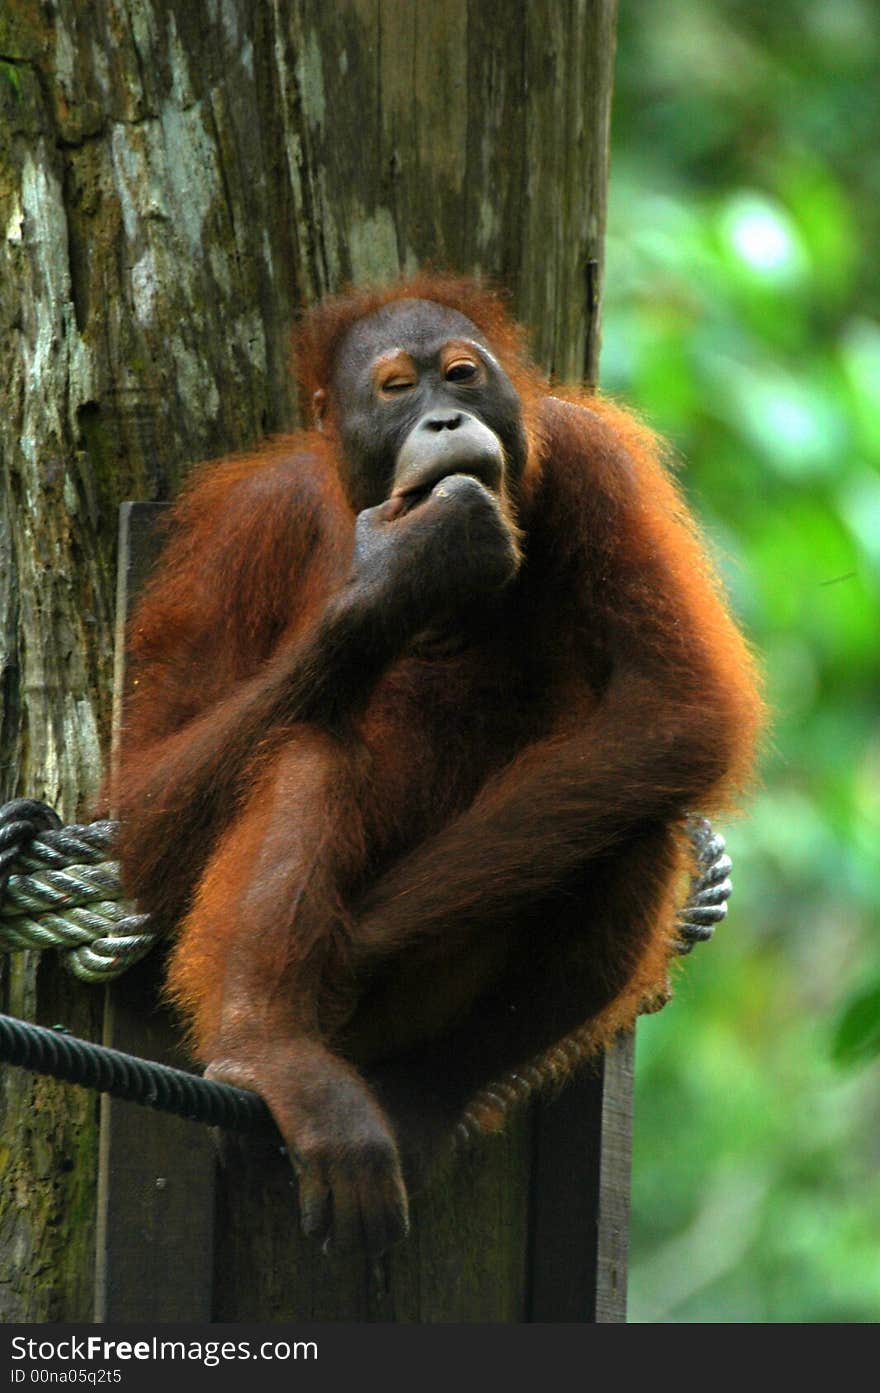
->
<box><xmin>0</xmin><ymin>799</ymin><xmax>63</xmax><ymax>894</ymax></box>
<box><xmin>0</xmin><ymin>800</ymin><xmax>158</xmax><ymax>982</ymax></box>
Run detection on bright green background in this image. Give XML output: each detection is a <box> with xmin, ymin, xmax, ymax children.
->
<box><xmin>604</xmin><ymin>0</ymin><xmax>880</xmax><ymax>1322</ymax></box>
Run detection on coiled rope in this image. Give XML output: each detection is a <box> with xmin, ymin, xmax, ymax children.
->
<box><xmin>0</xmin><ymin>800</ymin><xmax>158</xmax><ymax>982</ymax></box>
<box><xmin>0</xmin><ymin>798</ymin><xmax>732</xmax><ymax>1131</ymax></box>
<box><xmin>675</xmin><ymin>815</ymin><xmax>733</xmax><ymax>952</ymax></box>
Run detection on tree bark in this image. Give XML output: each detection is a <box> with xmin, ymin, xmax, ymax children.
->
<box><xmin>0</xmin><ymin>0</ymin><xmax>617</xmax><ymax>1320</ymax></box>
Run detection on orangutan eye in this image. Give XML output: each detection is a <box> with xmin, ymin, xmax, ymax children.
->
<box><xmin>445</xmin><ymin>360</ymin><xmax>479</xmax><ymax>383</ymax></box>
<box><xmin>380</xmin><ymin>376</ymin><xmax>416</xmax><ymax>395</ymax></box>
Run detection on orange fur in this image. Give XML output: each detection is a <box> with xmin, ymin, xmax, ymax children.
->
<box><xmin>109</xmin><ymin>275</ymin><xmax>763</xmax><ymax>1188</ymax></box>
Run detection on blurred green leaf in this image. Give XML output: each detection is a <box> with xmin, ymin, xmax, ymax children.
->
<box><xmin>832</xmin><ymin>982</ymin><xmax>880</xmax><ymax>1066</ymax></box>
<box><xmin>780</xmin><ymin>163</ymin><xmax>858</xmax><ymax>306</ymax></box>
<box><xmin>839</xmin><ymin>319</ymin><xmax>880</xmax><ymax>458</ymax></box>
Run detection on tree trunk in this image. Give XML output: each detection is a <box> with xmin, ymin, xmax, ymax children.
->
<box><xmin>0</xmin><ymin>0</ymin><xmax>617</xmax><ymax>1321</ymax></box>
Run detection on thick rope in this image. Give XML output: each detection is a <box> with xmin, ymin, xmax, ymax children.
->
<box><xmin>0</xmin><ymin>1013</ymin><xmax>272</xmax><ymax>1133</ymax></box>
<box><xmin>0</xmin><ymin>801</ymin><xmax>731</xmax><ymax>980</ymax></box>
<box><xmin>675</xmin><ymin>815</ymin><xmax>733</xmax><ymax>951</ymax></box>
<box><xmin>0</xmin><ymin>800</ymin><xmax>159</xmax><ymax>981</ymax></box>
<box><xmin>0</xmin><ymin>799</ymin><xmax>732</xmax><ymax>1131</ymax></box>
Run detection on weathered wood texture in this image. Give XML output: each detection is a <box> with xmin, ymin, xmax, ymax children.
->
<box><xmin>0</xmin><ymin>0</ymin><xmax>618</xmax><ymax>1320</ymax></box>
<box><xmin>529</xmin><ymin>1035</ymin><xmax>633</xmax><ymax>1321</ymax></box>
<box><xmin>214</xmin><ymin>1103</ymin><xmax>534</xmax><ymax>1323</ymax></box>
<box><xmin>95</xmin><ymin>503</ymin><xmax>215</xmax><ymax>1323</ymax></box>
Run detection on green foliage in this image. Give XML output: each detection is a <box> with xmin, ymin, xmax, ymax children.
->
<box><xmin>832</xmin><ymin>981</ymin><xmax>880</xmax><ymax>1068</ymax></box>
<box><xmin>607</xmin><ymin>0</ymin><xmax>880</xmax><ymax>1322</ymax></box>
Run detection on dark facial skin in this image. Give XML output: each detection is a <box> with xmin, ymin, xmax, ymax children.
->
<box><xmin>326</xmin><ymin>300</ymin><xmax>529</xmax><ymax>646</ymax></box>
<box><xmin>328</xmin><ymin>299</ymin><xmax>529</xmax><ymax>513</ymax></box>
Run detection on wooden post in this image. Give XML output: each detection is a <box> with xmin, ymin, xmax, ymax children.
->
<box><xmin>94</xmin><ymin>503</ymin><xmax>215</xmax><ymax>1322</ymax></box>
<box><xmin>529</xmin><ymin>1037</ymin><xmax>633</xmax><ymax>1321</ymax></box>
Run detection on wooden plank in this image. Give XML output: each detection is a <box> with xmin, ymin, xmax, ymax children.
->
<box><xmin>94</xmin><ymin>502</ymin><xmax>216</xmax><ymax>1322</ymax></box>
<box><xmin>212</xmin><ymin>1108</ymin><xmax>532</xmax><ymax>1322</ymax></box>
<box><xmin>384</xmin><ymin>1110</ymin><xmax>532</xmax><ymax>1323</ymax></box>
<box><xmin>214</xmin><ymin>1048</ymin><xmax>631</xmax><ymax>1324</ymax></box>
<box><xmin>528</xmin><ymin>1032</ymin><xmax>633</xmax><ymax>1322</ymax></box>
